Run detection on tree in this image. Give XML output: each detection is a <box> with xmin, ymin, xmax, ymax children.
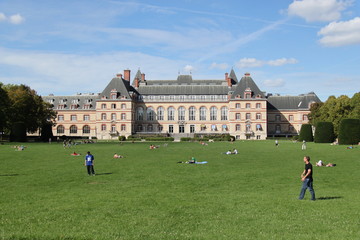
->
<box><xmin>0</xmin><ymin>83</ymin><xmax>10</xmax><ymax>135</ymax></box>
<box><xmin>314</xmin><ymin>122</ymin><xmax>335</xmax><ymax>143</ymax></box>
<box><xmin>298</xmin><ymin>124</ymin><xmax>313</xmax><ymax>142</ymax></box>
<box><xmin>3</xmin><ymin>84</ymin><xmax>56</xmax><ymax>139</ymax></box>
<box><xmin>338</xmin><ymin>119</ymin><xmax>360</xmax><ymax>145</ymax></box>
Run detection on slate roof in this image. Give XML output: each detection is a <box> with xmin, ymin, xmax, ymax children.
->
<box><xmin>42</xmin><ymin>94</ymin><xmax>100</xmax><ymax>110</ymax></box>
<box><xmin>267</xmin><ymin>92</ymin><xmax>321</xmax><ymax>110</ymax></box>
<box><xmin>137</xmin><ymin>85</ymin><xmax>231</xmax><ymax>95</ymax></box>
<box><xmin>231</xmin><ymin>74</ymin><xmax>265</xmax><ymax>99</ymax></box>
<box><xmin>99</xmin><ymin>77</ymin><xmax>135</xmax><ymax>99</ymax></box>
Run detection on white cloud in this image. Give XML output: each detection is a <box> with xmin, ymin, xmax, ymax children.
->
<box><xmin>210</xmin><ymin>62</ymin><xmax>229</xmax><ymax>70</ymax></box>
<box><xmin>0</xmin><ymin>13</ymin><xmax>7</xmax><ymax>22</ymax></box>
<box><xmin>287</xmin><ymin>0</ymin><xmax>352</xmax><ymax>22</ymax></box>
<box><xmin>236</xmin><ymin>58</ymin><xmax>298</xmax><ymax>68</ymax></box>
<box><xmin>0</xmin><ymin>13</ymin><xmax>25</xmax><ymax>24</ymax></box>
<box><xmin>9</xmin><ymin>14</ymin><xmax>25</xmax><ymax>24</ymax></box>
<box><xmin>318</xmin><ymin>17</ymin><xmax>360</xmax><ymax>46</ymax></box>
<box><xmin>263</xmin><ymin>78</ymin><xmax>286</xmax><ymax>87</ymax></box>
<box><xmin>183</xmin><ymin>65</ymin><xmax>194</xmax><ymax>73</ymax></box>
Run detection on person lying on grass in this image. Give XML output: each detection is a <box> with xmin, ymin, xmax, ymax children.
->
<box><xmin>113</xmin><ymin>153</ymin><xmax>124</xmax><ymax>158</ymax></box>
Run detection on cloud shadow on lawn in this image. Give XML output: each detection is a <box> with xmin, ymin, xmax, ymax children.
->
<box><xmin>0</xmin><ymin>174</ymin><xmax>20</xmax><ymax>177</ymax></box>
<box><xmin>317</xmin><ymin>196</ymin><xmax>343</xmax><ymax>200</ymax></box>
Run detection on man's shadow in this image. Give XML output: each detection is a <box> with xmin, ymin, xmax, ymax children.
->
<box><xmin>95</xmin><ymin>173</ymin><xmax>113</xmax><ymax>176</ymax></box>
<box><xmin>317</xmin><ymin>196</ymin><xmax>342</xmax><ymax>200</ymax></box>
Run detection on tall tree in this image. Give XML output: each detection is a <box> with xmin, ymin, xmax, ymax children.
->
<box><xmin>0</xmin><ymin>83</ymin><xmax>10</xmax><ymax>134</ymax></box>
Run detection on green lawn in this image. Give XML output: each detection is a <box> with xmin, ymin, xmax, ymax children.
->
<box><xmin>0</xmin><ymin>140</ymin><xmax>359</xmax><ymax>240</ymax></box>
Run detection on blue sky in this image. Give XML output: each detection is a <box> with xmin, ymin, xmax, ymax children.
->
<box><xmin>1</xmin><ymin>0</ymin><xmax>359</xmax><ymax>101</ymax></box>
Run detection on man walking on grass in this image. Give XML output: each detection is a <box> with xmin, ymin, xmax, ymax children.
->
<box><xmin>299</xmin><ymin>156</ymin><xmax>315</xmax><ymax>200</ymax></box>
<box><xmin>85</xmin><ymin>151</ymin><xmax>95</xmax><ymax>176</ymax></box>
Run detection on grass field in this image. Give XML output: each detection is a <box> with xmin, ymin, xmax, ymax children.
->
<box><xmin>0</xmin><ymin>140</ymin><xmax>359</xmax><ymax>240</ymax></box>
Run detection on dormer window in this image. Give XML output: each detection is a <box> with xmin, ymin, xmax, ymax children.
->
<box><xmin>110</xmin><ymin>88</ymin><xmax>117</xmax><ymax>99</ymax></box>
<box><xmin>244</xmin><ymin>88</ymin><xmax>252</xmax><ymax>99</ymax></box>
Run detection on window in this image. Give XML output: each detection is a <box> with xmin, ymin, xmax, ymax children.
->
<box><xmin>276</xmin><ymin>124</ymin><xmax>281</xmax><ymax>133</ymax></box>
<box><xmin>210</xmin><ymin>95</ymin><xmax>216</xmax><ymax>101</ymax></box>
<box><xmin>111</xmin><ymin>113</ymin><xmax>116</xmax><ymax>121</ymax></box>
<box><xmin>189</xmin><ymin>107</ymin><xmax>196</xmax><ymax>121</ymax></box>
<box><xmin>83</xmin><ymin>115</ymin><xmax>90</xmax><ymax>121</ymax></box>
<box><xmin>303</xmin><ymin>115</ymin><xmax>308</xmax><ymax>121</ymax></box>
<box><xmin>178</xmin><ymin>107</ymin><xmax>185</xmax><ymax>121</ymax></box>
<box><xmin>179</xmin><ymin>95</ymin><xmax>185</xmax><ymax>101</ymax></box>
<box><xmin>168</xmin><ymin>125</ymin><xmax>173</xmax><ymax>133</ymax></box>
<box><xmin>158</xmin><ymin>125</ymin><xmax>163</xmax><ymax>132</ymax></box>
<box><xmin>246</xmin><ymin>113</ymin><xmax>251</xmax><ymax>120</ymax></box>
<box><xmin>235</xmin><ymin>103</ymin><xmax>240</xmax><ymax>109</ymax></box>
<box><xmin>211</xmin><ymin>124</ymin><xmax>217</xmax><ymax>131</ymax></box>
<box><xmin>71</xmin><ymin>115</ymin><xmax>77</xmax><ymax>121</ymax></box>
<box><xmin>121</xmin><ymin>113</ymin><xmax>126</xmax><ymax>120</ymax></box>
<box><xmin>101</xmin><ymin>124</ymin><xmax>106</xmax><ymax>131</ymax></box>
<box><xmin>111</xmin><ymin>94</ymin><xmax>117</xmax><ymax>100</ymax></box>
<box><xmin>121</xmin><ymin>104</ymin><xmax>126</xmax><ymax>109</ymax></box>
<box><xmin>221</xmin><ymin>107</ymin><xmax>228</xmax><ymax>120</ymax></box>
<box><xmin>58</xmin><ymin>115</ymin><xmax>64</xmax><ymax>121</ymax></box>
<box><xmin>121</xmin><ymin>124</ymin><xmax>126</xmax><ymax>131</ymax></box>
<box><xmin>101</xmin><ymin>113</ymin><xmax>107</xmax><ymax>120</ymax></box>
<box><xmin>256</xmin><ymin>135</ymin><xmax>261</xmax><ymax>140</ymax></box>
<box><xmin>246</xmin><ymin>124</ymin><xmax>251</xmax><ymax>132</ymax></box>
<box><xmin>111</xmin><ymin>125</ymin><xmax>116</xmax><ymax>133</ymax></box>
<box><xmin>200</xmin><ymin>95</ymin><xmax>206</xmax><ymax>101</ymax></box>
<box><xmin>289</xmin><ymin>115</ymin><xmax>294</xmax><ymax>121</ymax></box>
<box><xmin>190</xmin><ymin>125</ymin><xmax>195</xmax><ymax>133</ymax></box>
<box><xmin>276</xmin><ymin>115</ymin><xmax>281</xmax><ymax>121</ymax></box>
<box><xmin>157</xmin><ymin>107</ymin><xmax>164</xmax><ymax>121</ymax></box>
<box><xmin>168</xmin><ymin>107</ymin><xmax>175</xmax><ymax>121</ymax></box>
<box><xmin>137</xmin><ymin>125</ymin><xmax>143</xmax><ymax>132</ymax></box>
<box><xmin>289</xmin><ymin>125</ymin><xmax>294</xmax><ymax>132</ymax></box>
<box><xmin>136</xmin><ymin>107</ymin><xmax>144</xmax><ymax>121</ymax></box>
<box><xmin>236</xmin><ymin>113</ymin><xmax>241</xmax><ymax>120</ymax></box>
<box><xmin>199</xmin><ymin>107</ymin><xmax>207</xmax><ymax>121</ymax></box>
<box><xmin>246</xmin><ymin>103</ymin><xmax>251</xmax><ymax>109</ymax></box>
<box><xmin>147</xmin><ymin>107</ymin><xmax>155</xmax><ymax>121</ymax></box>
<box><xmin>83</xmin><ymin>125</ymin><xmax>90</xmax><ymax>134</ymax></box>
<box><xmin>101</xmin><ymin>104</ymin><xmax>106</xmax><ymax>109</ymax></box>
<box><xmin>256</xmin><ymin>103</ymin><xmax>261</xmax><ymax>109</ymax></box>
<box><xmin>170</xmin><ymin>95</ymin><xmax>175</xmax><ymax>100</ymax></box>
<box><xmin>236</xmin><ymin>124</ymin><xmax>241</xmax><ymax>131</ymax></box>
<box><xmin>70</xmin><ymin>125</ymin><xmax>77</xmax><ymax>134</ymax></box>
<box><xmin>256</xmin><ymin>124</ymin><xmax>262</xmax><ymax>131</ymax></box>
<box><xmin>147</xmin><ymin>125</ymin><xmax>153</xmax><ymax>132</ymax></box>
<box><xmin>256</xmin><ymin>113</ymin><xmax>261</xmax><ymax>120</ymax></box>
<box><xmin>57</xmin><ymin>125</ymin><xmax>64</xmax><ymax>134</ymax></box>
<box><xmin>210</xmin><ymin>107</ymin><xmax>217</xmax><ymax>121</ymax></box>
<box><xmin>111</xmin><ymin>104</ymin><xmax>116</xmax><ymax>109</ymax></box>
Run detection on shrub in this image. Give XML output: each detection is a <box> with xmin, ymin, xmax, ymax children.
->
<box><xmin>338</xmin><ymin>119</ymin><xmax>360</xmax><ymax>145</ymax></box>
<box><xmin>314</xmin><ymin>122</ymin><xmax>335</xmax><ymax>143</ymax></box>
<box><xmin>180</xmin><ymin>137</ymin><xmax>192</xmax><ymax>142</ymax></box>
<box><xmin>298</xmin><ymin>124</ymin><xmax>313</xmax><ymax>142</ymax></box>
<box><xmin>118</xmin><ymin>136</ymin><xmax>126</xmax><ymax>141</ymax></box>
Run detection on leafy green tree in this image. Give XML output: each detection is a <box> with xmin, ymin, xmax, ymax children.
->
<box><xmin>349</xmin><ymin>93</ymin><xmax>360</xmax><ymax>119</ymax></box>
<box><xmin>4</xmin><ymin>84</ymin><xmax>56</xmax><ymax>138</ymax></box>
<box><xmin>0</xmin><ymin>83</ymin><xmax>10</xmax><ymax>134</ymax></box>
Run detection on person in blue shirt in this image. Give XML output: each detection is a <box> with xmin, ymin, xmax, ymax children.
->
<box><xmin>84</xmin><ymin>151</ymin><xmax>95</xmax><ymax>176</ymax></box>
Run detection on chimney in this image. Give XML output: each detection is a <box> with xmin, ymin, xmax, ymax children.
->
<box><xmin>135</xmin><ymin>78</ymin><xmax>139</xmax><ymax>88</ymax></box>
<box><xmin>116</xmin><ymin>73</ymin><xmax>123</xmax><ymax>79</ymax></box>
<box><xmin>124</xmin><ymin>69</ymin><xmax>131</xmax><ymax>81</ymax></box>
<box><xmin>225</xmin><ymin>72</ymin><xmax>228</xmax><ymax>81</ymax></box>
<box><xmin>245</xmin><ymin>72</ymin><xmax>250</xmax><ymax>77</ymax></box>
<box><xmin>225</xmin><ymin>72</ymin><xmax>231</xmax><ymax>87</ymax></box>
<box><xmin>141</xmin><ymin>73</ymin><xmax>145</xmax><ymax>82</ymax></box>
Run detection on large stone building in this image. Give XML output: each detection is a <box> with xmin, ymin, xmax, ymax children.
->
<box><xmin>43</xmin><ymin>69</ymin><xmax>321</xmax><ymax>140</ymax></box>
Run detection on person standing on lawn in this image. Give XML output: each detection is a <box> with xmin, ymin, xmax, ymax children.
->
<box><xmin>298</xmin><ymin>156</ymin><xmax>315</xmax><ymax>201</ymax></box>
<box><xmin>85</xmin><ymin>151</ymin><xmax>95</xmax><ymax>176</ymax></box>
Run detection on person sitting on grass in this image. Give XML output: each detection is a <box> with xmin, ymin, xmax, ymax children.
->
<box><xmin>232</xmin><ymin>149</ymin><xmax>238</xmax><ymax>154</ymax></box>
<box><xmin>178</xmin><ymin>157</ymin><xmax>197</xmax><ymax>164</ymax></box>
<box><xmin>113</xmin><ymin>153</ymin><xmax>124</xmax><ymax>158</ymax></box>
<box><xmin>316</xmin><ymin>160</ymin><xmax>324</xmax><ymax>167</ymax></box>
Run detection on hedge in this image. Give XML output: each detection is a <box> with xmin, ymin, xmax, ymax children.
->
<box><xmin>298</xmin><ymin>124</ymin><xmax>313</xmax><ymax>142</ymax></box>
<box><xmin>314</xmin><ymin>122</ymin><xmax>335</xmax><ymax>143</ymax></box>
<box><xmin>338</xmin><ymin>119</ymin><xmax>360</xmax><ymax>145</ymax></box>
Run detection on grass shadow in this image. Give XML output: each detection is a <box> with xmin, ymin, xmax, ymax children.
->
<box><xmin>95</xmin><ymin>173</ymin><xmax>113</xmax><ymax>176</ymax></box>
<box><xmin>0</xmin><ymin>174</ymin><xmax>20</xmax><ymax>177</ymax></box>
<box><xmin>317</xmin><ymin>196</ymin><xmax>343</xmax><ymax>200</ymax></box>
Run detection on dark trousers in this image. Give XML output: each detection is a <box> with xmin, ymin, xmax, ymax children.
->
<box><xmin>299</xmin><ymin>178</ymin><xmax>315</xmax><ymax>200</ymax></box>
<box><xmin>86</xmin><ymin>165</ymin><xmax>95</xmax><ymax>175</ymax></box>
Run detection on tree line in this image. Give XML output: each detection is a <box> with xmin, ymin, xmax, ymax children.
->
<box><xmin>299</xmin><ymin>93</ymin><xmax>360</xmax><ymax>144</ymax></box>
<box><xmin>0</xmin><ymin>82</ymin><xmax>56</xmax><ymax>141</ymax></box>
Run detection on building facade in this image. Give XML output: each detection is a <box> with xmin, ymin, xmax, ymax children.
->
<box><xmin>43</xmin><ymin>69</ymin><xmax>321</xmax><ymax>140</ymax></box>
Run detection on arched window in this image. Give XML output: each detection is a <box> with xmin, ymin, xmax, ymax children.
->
<box><xmin>57</xmin><ymin>125</ymin><xmax>64</xmax><ymax>134</ymax></box>
<box><xmin>70</xmin><ymin>125</ymin><xmax>77</xmax><ymax>134</ymax></box>
<box><xmin>121</xmin><ymin>113</ymin><xmax>126</xmax><ymax>120</ymax></box>
<box><xmin>111</xmin><ymin>113</ymin><xmax>116</xmax><ymax>120</ymax></box>
<box><xmin>189</xmin><ymin>107</ymin><xmax>196</xmax><ymax>121</ymax></box>
<box><xmin>136</xmin><ymin>107</ymin><xmax>144</xmax><ymax>121</ymax></box>
<box><xmin>236</xmin><ymin>124</ymin><xmax>241</xmax><ymax>131</ymax></box>
<box><xmin>147</xmin><ymin>107</ymin><xmax>155</xmax><ymax>121</ymax></box>
<box><xmin>210</xmin><ymin>107</ymin><xmax>217</xmax><ymax>121</ymax></box>
<box><xmin>221</xmin><ymin>107</ymin><xmax>228</xmax><ymax>120</ymax></box>
<box><xmin>199</xmin><ymin>107</ymin><xmax>207</xmax><ymax>121</ymax></box>
<box><xmin>111</xmin><ymin>104</ymin><xmax>116</xmax><ymax>109</ymax></box>
<box><xmin>178</xmin><ymin>107</ymin><xmax>185</xmax><ymax>121</ymax></box>
<box><xmin>83</xmin><ymin>125</ymin><xmax>90</xmax><ymax>134</ymax></box>
<box><xmin>101</xmin><ymin>113</ymin><xmax>107</xmax><ymax>120</ymax></box>
<box><xmin>167</xmin><ymin>107</ymin><xmax>175</xmax><ymax>121</ymax></box>
<box><xmin>157</xmin><ymin>107</ymin><xmax>164</xmax><ymax>120</ymax></box>
<box><xmin>101</xmin><ymin>124</ymin><xmax>106</xmax><ymax>131</ymax></box>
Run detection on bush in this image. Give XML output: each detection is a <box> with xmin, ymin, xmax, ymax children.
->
<box><xmin>298</xmin><ymin>124</ymin><xmax>313</xmax><ymax>142</ymax></box>
<box><xmin>338</xmin><ymin>119</ymin><xmax>360</xmax><ymax>145</ymax></box>
<box><xmin>314</xmin><ymin>122</ymin><xmax>335</xmax><ymax>143</ymax></box>
<box><xmin>10</xmin><ymin>122</ymin><xmax>27</xmax><ymax>142</ymax></box>
<box><xmin>118</xmin><ymin>136</ymin><xmax>126</xmax><ymax>141</ymax></box>
<box><xmin>180</xmin><ymin>137</ymin><xmax>193</xmax><ymax>142</ymax></box>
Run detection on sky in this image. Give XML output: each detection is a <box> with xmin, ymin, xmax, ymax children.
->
<box><xmin>1</xmin><ymin>0</ymin><xmax>360</xmax><ymax>101</ymax></box>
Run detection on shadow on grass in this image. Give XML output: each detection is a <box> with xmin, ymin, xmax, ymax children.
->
<box><xmin>0</xmin><ymin>174</ymin><xmax>19</xmax><ymax>177</ymax></box>
<box><xmin>317</xmin><ymin>196</ymin><xmax>343</xmax><ymax>200</ymax></box>
<box><xmin>95</xmin><ymin>173</ymin><xmax>113</xmax><ymax>176</ymax></box>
